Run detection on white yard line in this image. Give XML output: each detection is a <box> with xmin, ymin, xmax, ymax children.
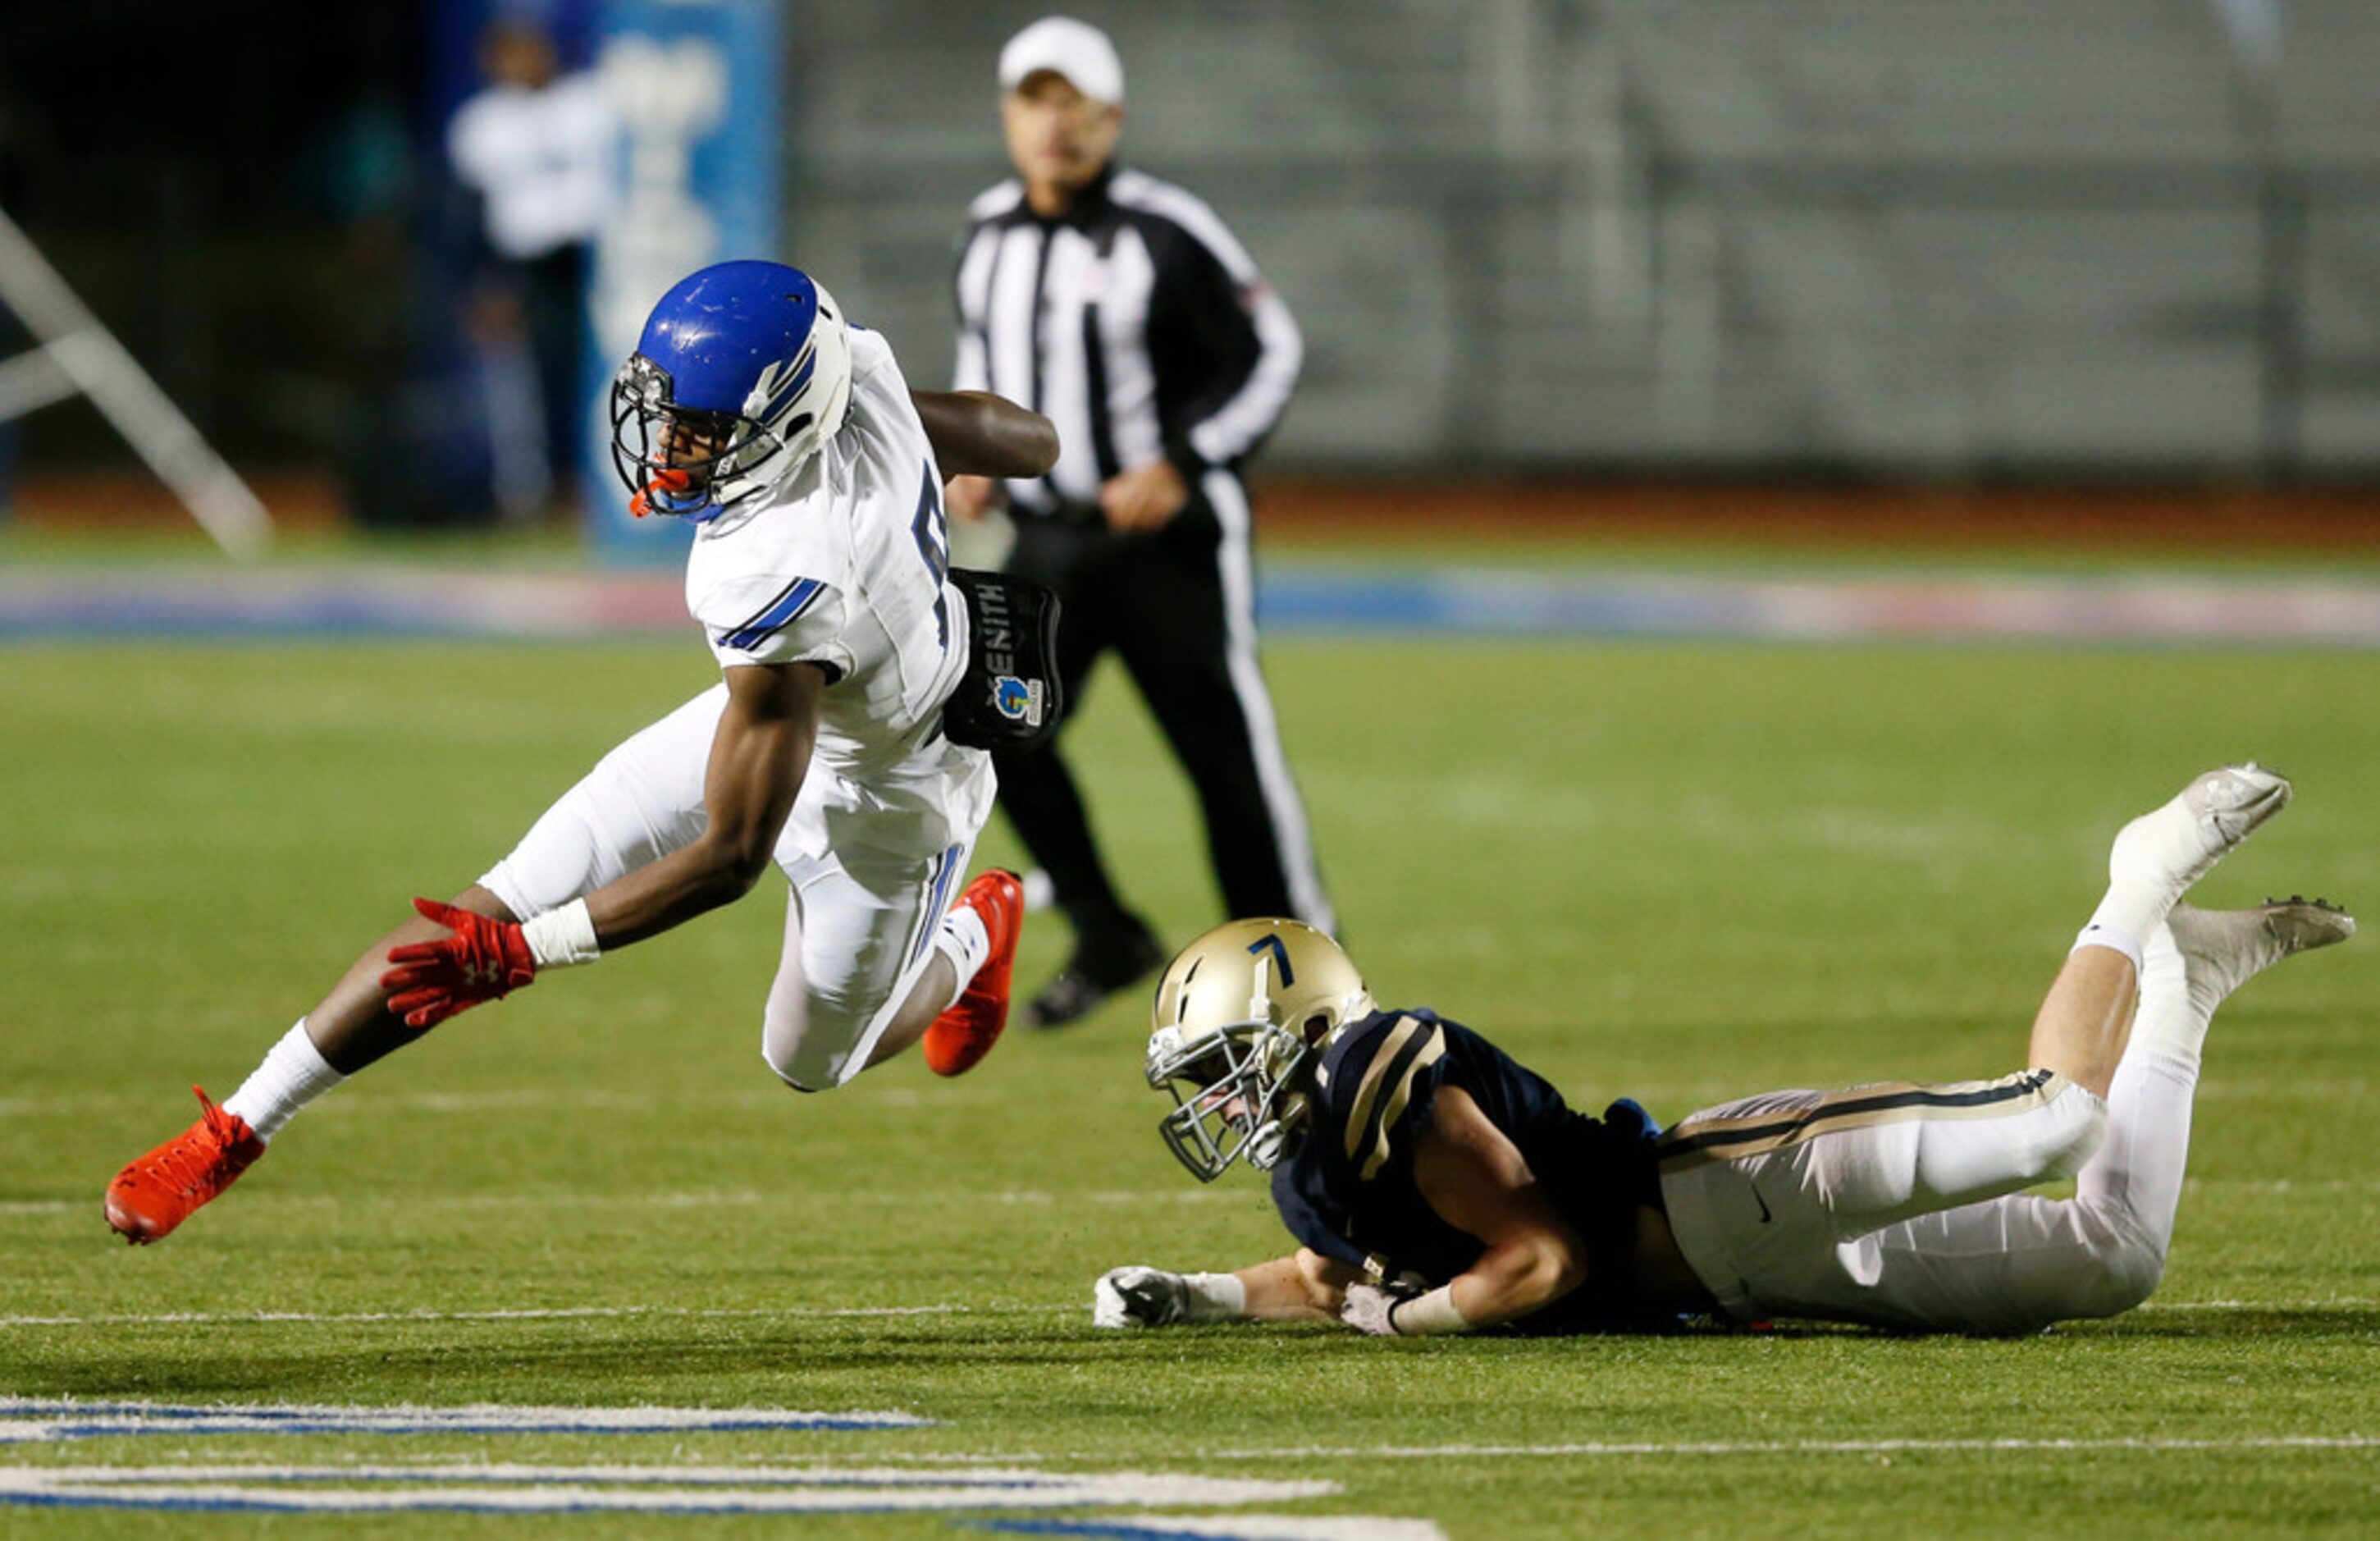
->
<box><xmin>1186</xmin><ymin>1435</ymin><xmax>2380</xmax><ymax>1460</ymax></box>
<box><xmin>7</xmin><ymin>1175</ymin><xmax>2365</xmax><ymax>1222</ymax></box>
<box><xmin>0</xmin><ymin>1461</ymin><xmax>1346</xmax><ymax>1517</ymax></box>
<box><xmin>2144</xmin><ymin>1296</ymin><xmax>2378</xmax><ymax>1311</ymax></box>
<box><xmin>0</xmin><ymin>1187</ymin><xmax>1240</xmax><ymax>1218</ymax></box>
<box><xmin>0</xmin><ymin>1399</ymin><xmax>2365</xmax><ymax>1534</ymax></box>
<box><xmin>0</xmin><ymin>1303</ymin><xmax>1085</xmax><ymax>1328</ymax></box>
<box><xmin>14</xmin><ymin>1086</ymin><xmax>2372</xmax><ymax>1118</ymax></box>
<box><xmin>0</xmin><ymin>1086</ymin><xmax>991</xmax><ymax>1117</ymax></box>
<box><xmin>483</xmin><ymin>1438</ymin><xmax>2378</xmax><ymax>1470</ymax></box>
<box><xmin>3</xmin><ymin>1294</ymin><xmax>2368</xmax><ymax>1330</ymax></box>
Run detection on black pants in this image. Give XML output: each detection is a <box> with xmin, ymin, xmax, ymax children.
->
<box><xmin>994</xmin><ymin>481</ymin><xmax>1332</xmax><ymax>944</ymax></box>
<box><xmin>518</xmin><ymin>245</ymin><xmax>589</xmax><ymax>486</ymax></box>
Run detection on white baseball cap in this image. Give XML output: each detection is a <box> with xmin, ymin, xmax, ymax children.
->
<box><xmin>999</xmin><ymin>16</ymin><xmax>1125</xmax><ymax>105</ymax></box>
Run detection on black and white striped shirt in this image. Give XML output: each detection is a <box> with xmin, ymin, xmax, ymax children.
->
<box><xmin>951</xmin><ymin>163</ymin><xmax>1302</xmax><ymax>519</ymax></box>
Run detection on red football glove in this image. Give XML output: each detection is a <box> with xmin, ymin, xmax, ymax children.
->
<box><xmin>379</xmin><ymin>898</ymin><xmax>536</xmax><ymax>1028</ymax></box>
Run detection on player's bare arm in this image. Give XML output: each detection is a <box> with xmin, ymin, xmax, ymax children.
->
<box><xmin>1399</xmin><ymin>1086</ymin><xmax>1592</xmax><ymax>1330</ymax></box>
<box><xmin>1237</xmin><ymin>1248</ymin><xmax>1361</xmax><ymax>1322</ymax></box>
<box><xmin>910</xmin><ymin>389</ymin><xmax>1058</xmax><ymax>481</ymax></box>
<box><xmin>377</xmin><ymin>662</ymin><xmax>824</xmax><ymax>1030</ymax></box>
<box><xmin>1094</xmin><ymin>1249</ymin><xmax>1347</xmax><ymax>1329</ymax></box>
<box><xmin>578</xmin><ymin>661</ymin><xmax>824</xmax><ymax>946</ymax></box>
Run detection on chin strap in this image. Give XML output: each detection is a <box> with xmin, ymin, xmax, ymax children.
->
<box><xmin>1246</xmin><ymin>1122</ymin><xmax>1286</xmax><ymax>1169</ymax></box>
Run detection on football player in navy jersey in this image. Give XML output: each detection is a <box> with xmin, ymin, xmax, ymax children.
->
<box><xmin>1096</xmin><ymin>765</ymin><xmax>2353</xmax><ymax>1337</ymax></box>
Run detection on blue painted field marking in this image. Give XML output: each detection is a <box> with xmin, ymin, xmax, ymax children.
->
<box><xmin>0</xmin><ymin>1399</ymin><xmax>929</xmax><ymax>1445</ymax></box>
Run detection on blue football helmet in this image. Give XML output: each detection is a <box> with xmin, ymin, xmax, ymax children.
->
<box><xmin>610</xmin><ymin>261</ymin><xmax>854</xmax><ymax>522</ymax></box>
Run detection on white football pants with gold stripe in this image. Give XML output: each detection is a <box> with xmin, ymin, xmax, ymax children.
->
<box><xmin>1661</xmin><ymin>937</ymin><xmax>2202</xmax><ymax>1333</ymax></box>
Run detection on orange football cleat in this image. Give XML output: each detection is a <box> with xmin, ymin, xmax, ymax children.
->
<box><xmin>103</xmin><ymin>1086</ymin><xmax>265</xmax><ymax>1245</ymax></box>
<box><xmin>921</xmin><ymin>869</ymin><xmax>1026</xmax><ymax>1077</ymax></box>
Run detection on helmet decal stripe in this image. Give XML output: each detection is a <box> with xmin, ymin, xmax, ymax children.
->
<box><xmin>751</xmin><ymin>345</ymin><xmax>819</xmax><ymax>423</ymax></box>
<box><xmin>1245</xmin><ymin>935</ymin><xmax>1295</xmax><ymax>987</ymax></box>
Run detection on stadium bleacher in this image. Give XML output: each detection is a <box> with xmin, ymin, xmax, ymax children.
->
<box><xmin>792</xmin><ymin>0</ymin><xmax>2377</xmax><ymax>476</ymax></box>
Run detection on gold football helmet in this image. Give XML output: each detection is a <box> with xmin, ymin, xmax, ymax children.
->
<box><xmin>1144</xmin><ymin>918</ymin><xmax>1376</xmax><ymax>1182</ymax></box>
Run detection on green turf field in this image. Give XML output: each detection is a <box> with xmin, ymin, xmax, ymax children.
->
<box><xmin>3</xmin><ymin>634</ymin><xmax>2376</xmax><ymax>1535</ymax></box>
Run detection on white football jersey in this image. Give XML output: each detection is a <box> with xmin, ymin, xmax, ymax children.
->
<box><xmin>683</xmin><ymin>327</ymin><xmax>967</xmax><ymax>783</ymax></box>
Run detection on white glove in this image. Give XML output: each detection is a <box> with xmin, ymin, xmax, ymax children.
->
<box><xmin>1339</xmin><ymin>1282</ymin><xmax>1407</xmax><ymax>1336</ymax></box>
<box><xmin>1094</xmin><ymin>1266</ymin><xmax>1195</xmax><ymax>1328</ymax></box>
<box><xmin>1093</xmin><ymin>1266</ymin><xmax>1246</xmax><ymax>1328</ymax></box>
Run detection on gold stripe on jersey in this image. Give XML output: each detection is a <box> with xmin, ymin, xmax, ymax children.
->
<box><xmin>1342</xmin><ymin>1016</ymin><xmax>1448</xmax><ymax>1181</ymax></box>
<box><xmin>1341</xmin><ymin>1017</ymin><xmax>1427</xmax><ymax>1163</ymax></box>
<box><xmin>1655</xmin><ymin>1068</ymin><xmax>2069</xmax><ymax>1175</ymax></box>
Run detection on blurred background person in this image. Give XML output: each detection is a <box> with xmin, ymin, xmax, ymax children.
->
<box><xmin>946</xmin><ymin>15</ymin><xmax>1332</xmax><ymax>1031</ymax></box>
<box><xmin>446</xmin><ymin>11</ymin><xmax>619</xmax><ymax>523</ymax></box>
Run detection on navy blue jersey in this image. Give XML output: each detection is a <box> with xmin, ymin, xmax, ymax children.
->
<box><xmin>1269</xmin><ymin>1008</ymin><xmax>1666</xmax><ymax>1333</ymax></box>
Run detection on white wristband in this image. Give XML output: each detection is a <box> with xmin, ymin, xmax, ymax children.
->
<box><xmin>522</xmin><ymin>899</ymin><xmax>601</xmax><ymax>970</ymax></box>
<box><xmin>1182</xmin><ymin>1272</ymin><xmax>1247</xmax><ymax>1323</ymax></box>
<box><xmin>1386</xmin><ymin>1284</ymin><xmax>1470</xmax><ymax>1336</ymax></box>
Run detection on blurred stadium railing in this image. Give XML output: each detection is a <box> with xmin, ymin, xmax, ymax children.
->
<box><xmin>794</xmin><ymin>0</ymin><xmax>2379</xmax><ymax>480</ymax></box>
<box><xmin>2</xmin><ymin>0</ymin><xmax>2374</xmax><ymax>528</ymax></box>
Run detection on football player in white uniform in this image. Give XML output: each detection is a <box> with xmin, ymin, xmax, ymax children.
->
<box><xmin>105</xmin><ymin>261</ymin><xmax>1061</xmax><ymax>1244</ymax></box>
<box><xmin>1094</xmin><ymin>766</ymin><xmax>2354</xmax><ymax>1337</ymax></box>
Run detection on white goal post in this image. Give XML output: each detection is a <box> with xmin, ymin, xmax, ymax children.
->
<box><xmin>0</xmin><ymin>204</ymin><xmax>272</xmax><ymax>557</ymax></box>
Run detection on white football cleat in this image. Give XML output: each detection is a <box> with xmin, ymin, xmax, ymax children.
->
<box><xmin>2108</xmin><ymin>763</ymin><xmax>2292</xmax><ymax>900</ymax></box>
<box><xmin>2167</xmin><ymin>896</ymin><xmax>2356</xmax><ymax>1016</ymax></box>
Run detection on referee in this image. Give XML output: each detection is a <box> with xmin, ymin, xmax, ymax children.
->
<box><xmin>948</xmin><ymin>16</ymin><xmax>1333</xmax><ymax>1028</ymax></box>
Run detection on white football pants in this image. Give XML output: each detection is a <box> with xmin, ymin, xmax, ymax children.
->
<box><xmin>478</xmin><ymin>684</ymin><xmax>992</xmax><ymax>1091</ymax></box>
<box><xmin>1661</xmin><ymin>951</ymin><xmax>2200</xmax><ymax>1333</ymax></box>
